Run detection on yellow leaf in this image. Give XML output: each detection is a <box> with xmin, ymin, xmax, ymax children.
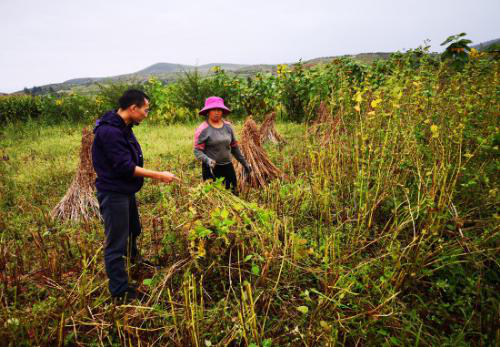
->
<box><xmin>367</xmin><ymin>111</ymin><xmax>376</xmax><ymax>116</ymax></box>
<box><xmin>355</xmin><ymin>92</ymin><xmax>363</xmax><ymax>103</ymax></box>
<box><xmin>320</xmin><ymin>320</ymin><xmax>331</xmax><ymax>331</ymax></box>
<box><xmin>370</xmin><ymin>98</ymin><xmax>382</xmax><ymax>108</ymax></box>
<box><xmin>297</xmin><ymin>238</ymin><xmax>308</xmax><ymax>245</ymax></box>
<box><xmin>470</xmin><ymin>48</ymin><xmax>480</xmax><ymax>58</ymax></box>
<box><xmin>354</xmin><ymin>104</ymin><xmax>361</xmax><ymax>112</ymax></box>
<box><xmin>197</xmin><ymin>240</ymin><xmax>206</xmax><ymax>258</ymax></box>
<box><xmin>430</xmin><ymin>124</ymin><xmax>439</xmax><ymax>138</ymax></box>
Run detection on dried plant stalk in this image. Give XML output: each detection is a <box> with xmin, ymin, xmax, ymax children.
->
<box><xmin>308</xmin><ymin>101</ymin><xmax>341</xmax><ymax>145</ymax></box>
<box><xmin>259</xmin><ymin>112</ymin><xmax>284</xmax><ymax>145</ymax></box>
<box><xmin>233</xmin><ymin>117</ymin><xmax>284</xmax><ymax>191</ymax></box>
<box><xmin>51</xmin><ymin>127</ymin><xmax>99</xmax><ymax>222</ymax></box>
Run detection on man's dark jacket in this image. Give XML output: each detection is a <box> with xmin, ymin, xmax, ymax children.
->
<box><xmin>92</xmin><ymin>111</ymin><xmax>144</xmax><ymax>194</ymax></box>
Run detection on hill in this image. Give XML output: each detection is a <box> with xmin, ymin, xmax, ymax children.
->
<box><xmin>16</xmin><ymin>52</ymin><xmax>393</xmax><ymax>95</ymax></box>
<box><xmin>472</xmin><ymin>37</ymin><xmax>500</xmax><ymax>51</ymax></box>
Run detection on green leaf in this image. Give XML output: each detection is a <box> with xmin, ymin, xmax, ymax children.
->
<box><xmin>378</xmin><ymin>329</ymin><xmax>389</xmax><ymax>336</ymax></box>
<box><xmin>297</xmin><ymin>306</ymin><xmax>309</xmax><ymax>314</ymax></box>
<box><xmin>251</xmin><ymin>264</ymin><xmax>260</xmax><ymax>276</ymax></box>
<box><xmin>143</xmin><ymin>278</ymin><xmax>153</xmax><ymax>286</ymax></box>
<box><xmin>390</xmin><ymin>336</ymin><xmax>400</xmax><ymax>345</ymax></box>
<box><xmin>194</xmin><ymin>226</ymin><xmax>212</xmax><ymax>238</ymax></box>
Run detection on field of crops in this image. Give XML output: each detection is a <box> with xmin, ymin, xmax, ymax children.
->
<box><xmin>0</xmin><ymin>43</ymin><xmax>499</xmax><ymax>346</ymax></box>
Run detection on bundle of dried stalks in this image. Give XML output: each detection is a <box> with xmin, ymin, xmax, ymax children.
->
<box><xmin>51</xmin><ymin>127</ymin><xmax>99</xmax><ymax>222</ymax></box>
<box><xmin>259</xmin><ymin>112</ymin><xmax>284</xmax><ymax>145</ymax></box>
<box><xmin>234</xmin><ymin>117</ymin><xmax>284</xmax><ymax>190</ymax></box>
<box><xmin>308</xmin><ymin>101</ymin><xmax>341</xmax><ymax>145</ymax></box>
<box><xmin>308</xmin><ymin>101</ymin><xmax>331</xmax><ymax>135</ymax></box>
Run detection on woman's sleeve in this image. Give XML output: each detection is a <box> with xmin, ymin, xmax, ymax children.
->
<box><xmin>228</xmin><ymin>125</ymin><xmax>249</xmax><ymax>167</ymax></box>
<box><xmin>193</xmin><ymin>126</ymin><xmax>212</xmax><ymax>165</ymax></box>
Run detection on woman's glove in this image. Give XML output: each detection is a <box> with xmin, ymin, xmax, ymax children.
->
<box><xmin>207</xmin><ymin>158</ymin><xmax>216</xmax><ymax>168</ymax></box>
<box><xmin>244</xmin><ymin>164</ymin><xmax>252</xmax><ymax>175</ymax></box>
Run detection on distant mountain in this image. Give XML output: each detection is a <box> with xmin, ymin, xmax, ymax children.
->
<box><xmin>472</xmin><ymin>38</ymin><xmax>500</xmax><ymax>51</ymax></box>
<box><xmin>304</xmin><ymin>52</ymin><xmax>392</xmax><ymax>65</ymax></box>
<box><xmin>62</xmin><ymin>62</ymin><xmax>252</xmax><ymax>85</ymax></box>
<box><xmin>135</xmin><ymin>62</ymin><xmax>252</xmax><ymax>75</ymax></box>
<box><xmin>63</xmin><ymin>77</ymin><xmax>103</xmax><ymax>84</ymax></box>
<box><xmin>135</xmin><ymin>62</ymin><xmax>191</xmax><ymax>75</ymax></box>
<box><xmin>14</xmin><ymin>52</ymin><xmax>392</xmax><ymax>95</ymax></box>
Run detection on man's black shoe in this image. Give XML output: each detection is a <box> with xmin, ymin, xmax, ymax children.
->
<box><xmin>138</xmin><ymin>259</ymin><xmax>159</xmax><ymax>268</ymax></box>
<box><xmin>131</xmin><ymin>255</ymin><xmax>160</xmax><ymax>269</ymax></box>
<box><xmin>112</xmin><ymin>288</ymin><xmax>139</xmax><ymax>305</ymax></box>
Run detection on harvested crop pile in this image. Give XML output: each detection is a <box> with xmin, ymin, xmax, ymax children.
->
<box><xmin>233</xmin><ymin>117</ymin><xmax>284</xmax><ymax>190</ymax></box>
<box><xmin>182</xmin><ymin>181</ymin><xmax>276</xmax><ymax>259</ymax></box>
<box><xmin>51</xmin><ymin>127</ymin><xmax>99</xmax><ymax>222</ymax></box>
<box><xmin>152</xmin><ymin>181</ymin><xmax>279</xmax><ymax>294</ymax></box>
<box><xmin>259</xmin><ymin>112</ymin><xmax>283</xmax><ymax>145</ymax></box>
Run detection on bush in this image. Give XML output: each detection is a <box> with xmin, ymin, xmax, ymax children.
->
<box><xmin>96</xmin><ymin>81</ymin><xmax>145</xmax><ymax>110</ymax></box>
<box><xmin>0</xmin><ymin>95</ymin><xmax>41</xmax><ymax>123</ymax></box>
<box><xmin>0</xmin><ymin>94</ymin><xmax>108</xmax><ymax>124</ymax></box>
<box><xmin>144</xmin><ymin>78</ymin><xmax>194</xmax><ymax>124</ymax></box>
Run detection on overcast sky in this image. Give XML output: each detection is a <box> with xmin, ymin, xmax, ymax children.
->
<box><xmin>1</xmin><ymin>0</ymin><xmax>499</xmax><ymax>93</ymax></box>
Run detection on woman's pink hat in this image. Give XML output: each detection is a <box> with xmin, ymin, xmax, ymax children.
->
<box><xmin>199</xmin><ymin>96</ymin><xmax>231</xmax><ymax>115</ymax></box>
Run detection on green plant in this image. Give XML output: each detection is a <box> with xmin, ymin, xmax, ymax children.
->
<box><xmin>441</xmin><ymin>33</ymin><xmax>472</xmax><ymax>71</ymax></box>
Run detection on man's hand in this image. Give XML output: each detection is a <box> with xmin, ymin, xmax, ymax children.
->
<box><xmin>134</xmin><ymin>166</ymin><xmax>179</xmax><ymax>184</ymax></box>
<box><xmin>156</xmin><ymin>171</ymin><xmax>178</xmax><ymax>184</ymax></box>
<box><xmin>207</xmin><ymin>158</ymin><xmax>216</xmax><ymax>168</ymax></box>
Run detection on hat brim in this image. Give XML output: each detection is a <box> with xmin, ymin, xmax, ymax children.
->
<box><xmin>199</xmin><ymin>105</ymin><xmax>231</xmax><ymax>116</ymax></box>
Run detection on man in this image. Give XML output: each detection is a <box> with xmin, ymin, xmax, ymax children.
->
<box><xmin>92</xmin><ymin>89</ymin><xmax>176</xmax><ymax>302</ymax></box>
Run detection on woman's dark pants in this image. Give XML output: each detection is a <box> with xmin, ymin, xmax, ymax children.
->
<box><xmin>97</xmin><ymin>191</ymin><xmax>141</xmax><ymax>296</ymax></box>
<box><xmin>202</xmin><ymin>162</ymin><xmax>238</xmax><ymax>194</ymax></box>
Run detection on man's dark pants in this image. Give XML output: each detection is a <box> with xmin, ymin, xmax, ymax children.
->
<box><xmin>97</xmin><ymin>191</ymin><xmax>141</xmax><ymax>296</ymax></box>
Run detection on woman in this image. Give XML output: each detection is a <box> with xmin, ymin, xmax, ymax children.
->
<box><xmin>193</xmin><ymin>96</ymin><xmax>251</xmax><ymax>194</ymax></box>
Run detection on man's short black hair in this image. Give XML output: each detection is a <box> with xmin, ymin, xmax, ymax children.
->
<box><xmin>118</xmin><ymin>89</ymin><xmax>150</xmax><ymax>110</ymax></box>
